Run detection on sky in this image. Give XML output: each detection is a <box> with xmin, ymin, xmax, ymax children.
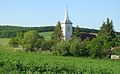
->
<box><xmin>0</xmin><ymin>0</ymin><xmax>120</xmax><ymax>32</ymax></box>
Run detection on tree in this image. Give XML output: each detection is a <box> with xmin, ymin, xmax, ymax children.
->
<box><xmin>73</xmin><ymin>25</ymin><xmax>81</xmax><ymax>38</ymax></box>
<box><xmin>87</xmin><ymin>18</ymin><xmax>116</xmax><ymax>58</ymax></box>
<box><xmin>87</xmin><ymin>36</ymin><xmax>112</xmax><ymax>58</ymax></box>
<box><xmin>98</xmin><ymin>18</ymin><xmax>115</xmax><ymax>41</ymax></box>
<box><xmin>98</xmin><ymin>18</ymin><xmax>116</xmax><ymax>57</ymax></box>
<box><xmin>22</xmin><ymin>30</ymin><xmax>45</xmax><ymax>51</ymax></box>
<box><xmin>9</xmin><ymin>37</ymin><xmax>19</xmax><ymax>47</ymax></box>
<box><xmin>9</xmin><ymin>32</ymin><xmax>24</xmax><ymax>47</ymax></box>
<box><xmin>51</xmin><ymin>21</ymin><xmax>63</xmax><ymax>43</ymax></box>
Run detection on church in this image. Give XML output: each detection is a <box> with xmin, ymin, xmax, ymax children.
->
<box><xmin>61</xmin><ymin>9</ymin><xmax>96</xmax><ymax>41</ymax></box>
<box><xmin>61</xmin><ymin>9</ymin><xmax>73</xmax><ymax>40</ymax></box>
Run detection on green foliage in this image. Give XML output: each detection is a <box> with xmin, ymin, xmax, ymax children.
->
<box><xmin>9</xmin><ymin>37</ymin><xmax>19</xmax><ymax>47</ymax></box>
<box><xmin>0</xmin><ymin>26</ymin><xmax>54</xmax><ymax>38</ymax></box>
<box><xmin>51</xmin><ymin>21</ymin><xmax>63</xmax><ymax>43</ymax></box>
<box><xmin>0</xmin><ymin>50</ymin><xmax>119</xmax><ymax>74</ymax></box>
<box><xmin>39</xmin><ymin>32</ymin><xmax>53</xmax><ymax>40</ymax></box>
<box><xmin>73</xmin><ymin>25</ymin><xmax>81</xmax><ymax>38</ymax></box>
<box><xmin>9</xmin><ymin>30</ymin><xmax>45</xmax><ymax>51</ymax></box>
<box><xmin>70</xmin><ymin>38</ymin><xmax>89</xmax><ymax>57</ymax></box>
<box><xmin>99</xmin><ymin>18</ymin><xmax>115</xmax><ymax>40</ymax></box>
<box><xmin>22</xmin><ymin>30</ymin><xmax>45</xmax><ymax>51</ymax></box>
<box><xmin>70</xmin><ymin>38</ymin><xmax>82</xmax><ymax>56</ymax></box>
<box><xmin>0</xmin><ymin>25</ymin><xmax>119</xmax><ymax>38</ymax></box>
<box><xmin>9</xmin><ymin>33</ymin><xmax>23</xmax><ymax>47</ymax></box>
<box><xmin>86</xmin><ymin>18</ymin><xmax>117</xmax><ymax>58</ymax></box>
<box><xmin>87</xmin><ymin>35</ymin><xmax>112</xmax><ymax>58</ymax></box>
<box><xmin>52</xmin><ymin>38</ymin><xmax>90</xmax><ymax>57</ymax></box>
<box><xmin>52</xmin><ymin>41</ymin><xmax>70</xmax><ymax>56</ymax></box>
<box><xmin>0</xmin><ymin>31</ymin><xmax>16</xmax><ymax>38</ymax></box>
<box><xmin>3</xmin><ymin>18</ymin><xmax>120</xmax><ymax>59</ymax></box>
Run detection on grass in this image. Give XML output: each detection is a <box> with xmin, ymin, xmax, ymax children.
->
<box><xmin>0</xmin><ymin>38</ymin><xmax>10</xmax><ymax>46</ymax></box>
<box><xmin>39</xmin><ymin>31</ymin><xmax>53</xmax><ymax>40</ymax></box>
<box><xmin>0</xmin><ymin>49</ymin><xmax>120</xmax><ymax>73</ymax></box>
<box><xmin>0</xmin><ymin>38</ymin><xmax>15</xmax><ymax>51</ymax></box>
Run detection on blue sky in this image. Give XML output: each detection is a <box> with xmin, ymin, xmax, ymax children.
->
<box><xmin>0</xmin><ymin>0</ymin><xmax>120</xmax><ymax>32</ymax></box>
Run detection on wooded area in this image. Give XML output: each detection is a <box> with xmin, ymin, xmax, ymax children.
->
<box><xmin>0</xmin><ymin>25</ymin><xmax>107</xmax><ymax>38</ymax></box>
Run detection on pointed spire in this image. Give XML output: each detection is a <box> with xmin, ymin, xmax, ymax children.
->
<box><xmin>64</xmin><ymin>7</ymin><xmax>69</xmax><ymax>21</ymax></box>
<box><xmin>63</xmin><ymin>7</ymin><xmax>72</xmax><ymax>24</ymax></box>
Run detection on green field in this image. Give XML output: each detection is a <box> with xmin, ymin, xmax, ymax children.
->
<box><xmin>0</xmin><ymin>38</ymin><xmax>14</xmax><ymax>51</ymax></box>
<box><xmin>0</xmin><ymin>49</ymin><xmax>120</xmax><ymax>74</ymax></box>
<box><xmin>0</xmin><ymin>38</ymin><xmax>10</xmax><ymax>46</ymax></box>
<box><xmin>0</xmin><ymin>33</ymin><xmax>120</xmax><ymax>74</ymax></box>
<box><xmin>39</xmin><ymin>32</ymin><xmax>53</xmax><ymax>40</ymax></box>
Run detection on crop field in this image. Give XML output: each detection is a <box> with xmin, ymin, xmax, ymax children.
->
<box><xmin>0</xmin><ymin>49</ymin><xmax>120</xmax><ymax>74</ymax></box>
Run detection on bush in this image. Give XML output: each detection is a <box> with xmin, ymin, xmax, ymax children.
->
<box><xmin>9</xmin><ymin>30</ymin><xmax>45</xmax><ymax>51</ymax></box>
<box><xmin>70</xmin><ymin>38</ymin><xmax>81</xmax><ymax>56</ymax></box>
<box><xmin>70</xmin><ymin>38</ymin><xmax>89</xmax><ymax>57</ymax></box>
<box><xmin>9</xmin><ymin>33</ymin><xmax>23</xmax><ymax>47</ymax></box>
<box><xmin>22</xmin><ymin>30</ymin><xmax>45</xmax><ymax>51</ymax></box>
<box><xmin>9</xmin><ymin>38</ymin><xmax>19</xmax><ymax>47</ymax></box>
<box><xmin>51</xmin><ymin>41</ymin><xmax>70</xmax><ymax>56</ymax></box>
<box><xmin>87</xmin><ymin>36</ymin><xmax>111</xmax><ymax>58</ymax></box>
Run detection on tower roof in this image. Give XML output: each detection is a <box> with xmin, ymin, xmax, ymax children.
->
<box><xmin>62</xmin><ymin>8</ymin><xmax>72</xmax><ymax>24</ymax></box>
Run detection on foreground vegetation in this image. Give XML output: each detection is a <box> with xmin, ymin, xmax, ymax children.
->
<box><xmin>0</xmin><ymin>49</ymin><xmax>120</xmax><ymax>74</ymax></box>
<box><xmin>8</xmin><ymin>18</ymin><xmax>120</xmax><ymax>58</ymax></box>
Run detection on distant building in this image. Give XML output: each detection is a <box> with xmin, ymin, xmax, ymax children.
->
<box><xmin>61</xmin><ymin>9</ymin><xmax>73</xmax><ymax>40</ymax></box>
<box><xmin>80</xmin><ymin>33</ymin><xmax>96</xmax><ymax>40</ymax></box>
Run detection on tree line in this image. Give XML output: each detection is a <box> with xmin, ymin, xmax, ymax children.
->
<box><xmin>0</xmin><ymin>25</ymin><xmax>110</xmax><ymax>38</ymax></box>
<box><xmin>0</xmin><ymin>26</ymin><xmax>54</xmax><ymax>38</ymax></box>
<box><xmin>9</xmin><ymin>18</ymin><xmax>120</xmax><ymax>58</ymax></box>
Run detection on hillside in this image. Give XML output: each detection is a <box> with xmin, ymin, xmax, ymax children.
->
<box><xmin>0</xmin><ymin>26</ymin><xmax>54</xmax><ymax>38</ymax></box>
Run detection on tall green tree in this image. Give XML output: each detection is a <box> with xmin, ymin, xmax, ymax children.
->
<box><xmin>99</xmin><ymin>18</ymin><xmax>116</xmax><ymax>55</ymax></box>
<box><xmin>51</xmin><ymin>21</ymin><xmax>63</xmax><ymax>43</ymax></box>
<box><xmin>98</xmin><ymin>18</ymin><xmax>115</xmax><ymax>40</ymax></box>
<box><xmin>87</xmin><ymin>18</ymin><xmax>116</xmax><ymax>58</ymax></box>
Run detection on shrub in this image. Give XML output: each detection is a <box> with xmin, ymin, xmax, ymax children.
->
<box><xmin>51</xmin><ymin>41</ymin><xmax>70</xmax><ymax>56</ymax></box>
<box><xmin>22</xmin><ymin>30</ymin><xmax>45</xmax><ymax>51</ymax></box>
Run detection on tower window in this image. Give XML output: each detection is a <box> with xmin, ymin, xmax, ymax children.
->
<box><xmin>68</xmin><ymin>26</ymin><xmax>70</xmax><ymax>31</ymax></box>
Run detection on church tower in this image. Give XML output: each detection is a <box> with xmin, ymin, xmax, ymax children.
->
<box><xmin>61</xmin><ymin>9</ymin><xmax>73</xmax><ymax>40</ymax></box>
